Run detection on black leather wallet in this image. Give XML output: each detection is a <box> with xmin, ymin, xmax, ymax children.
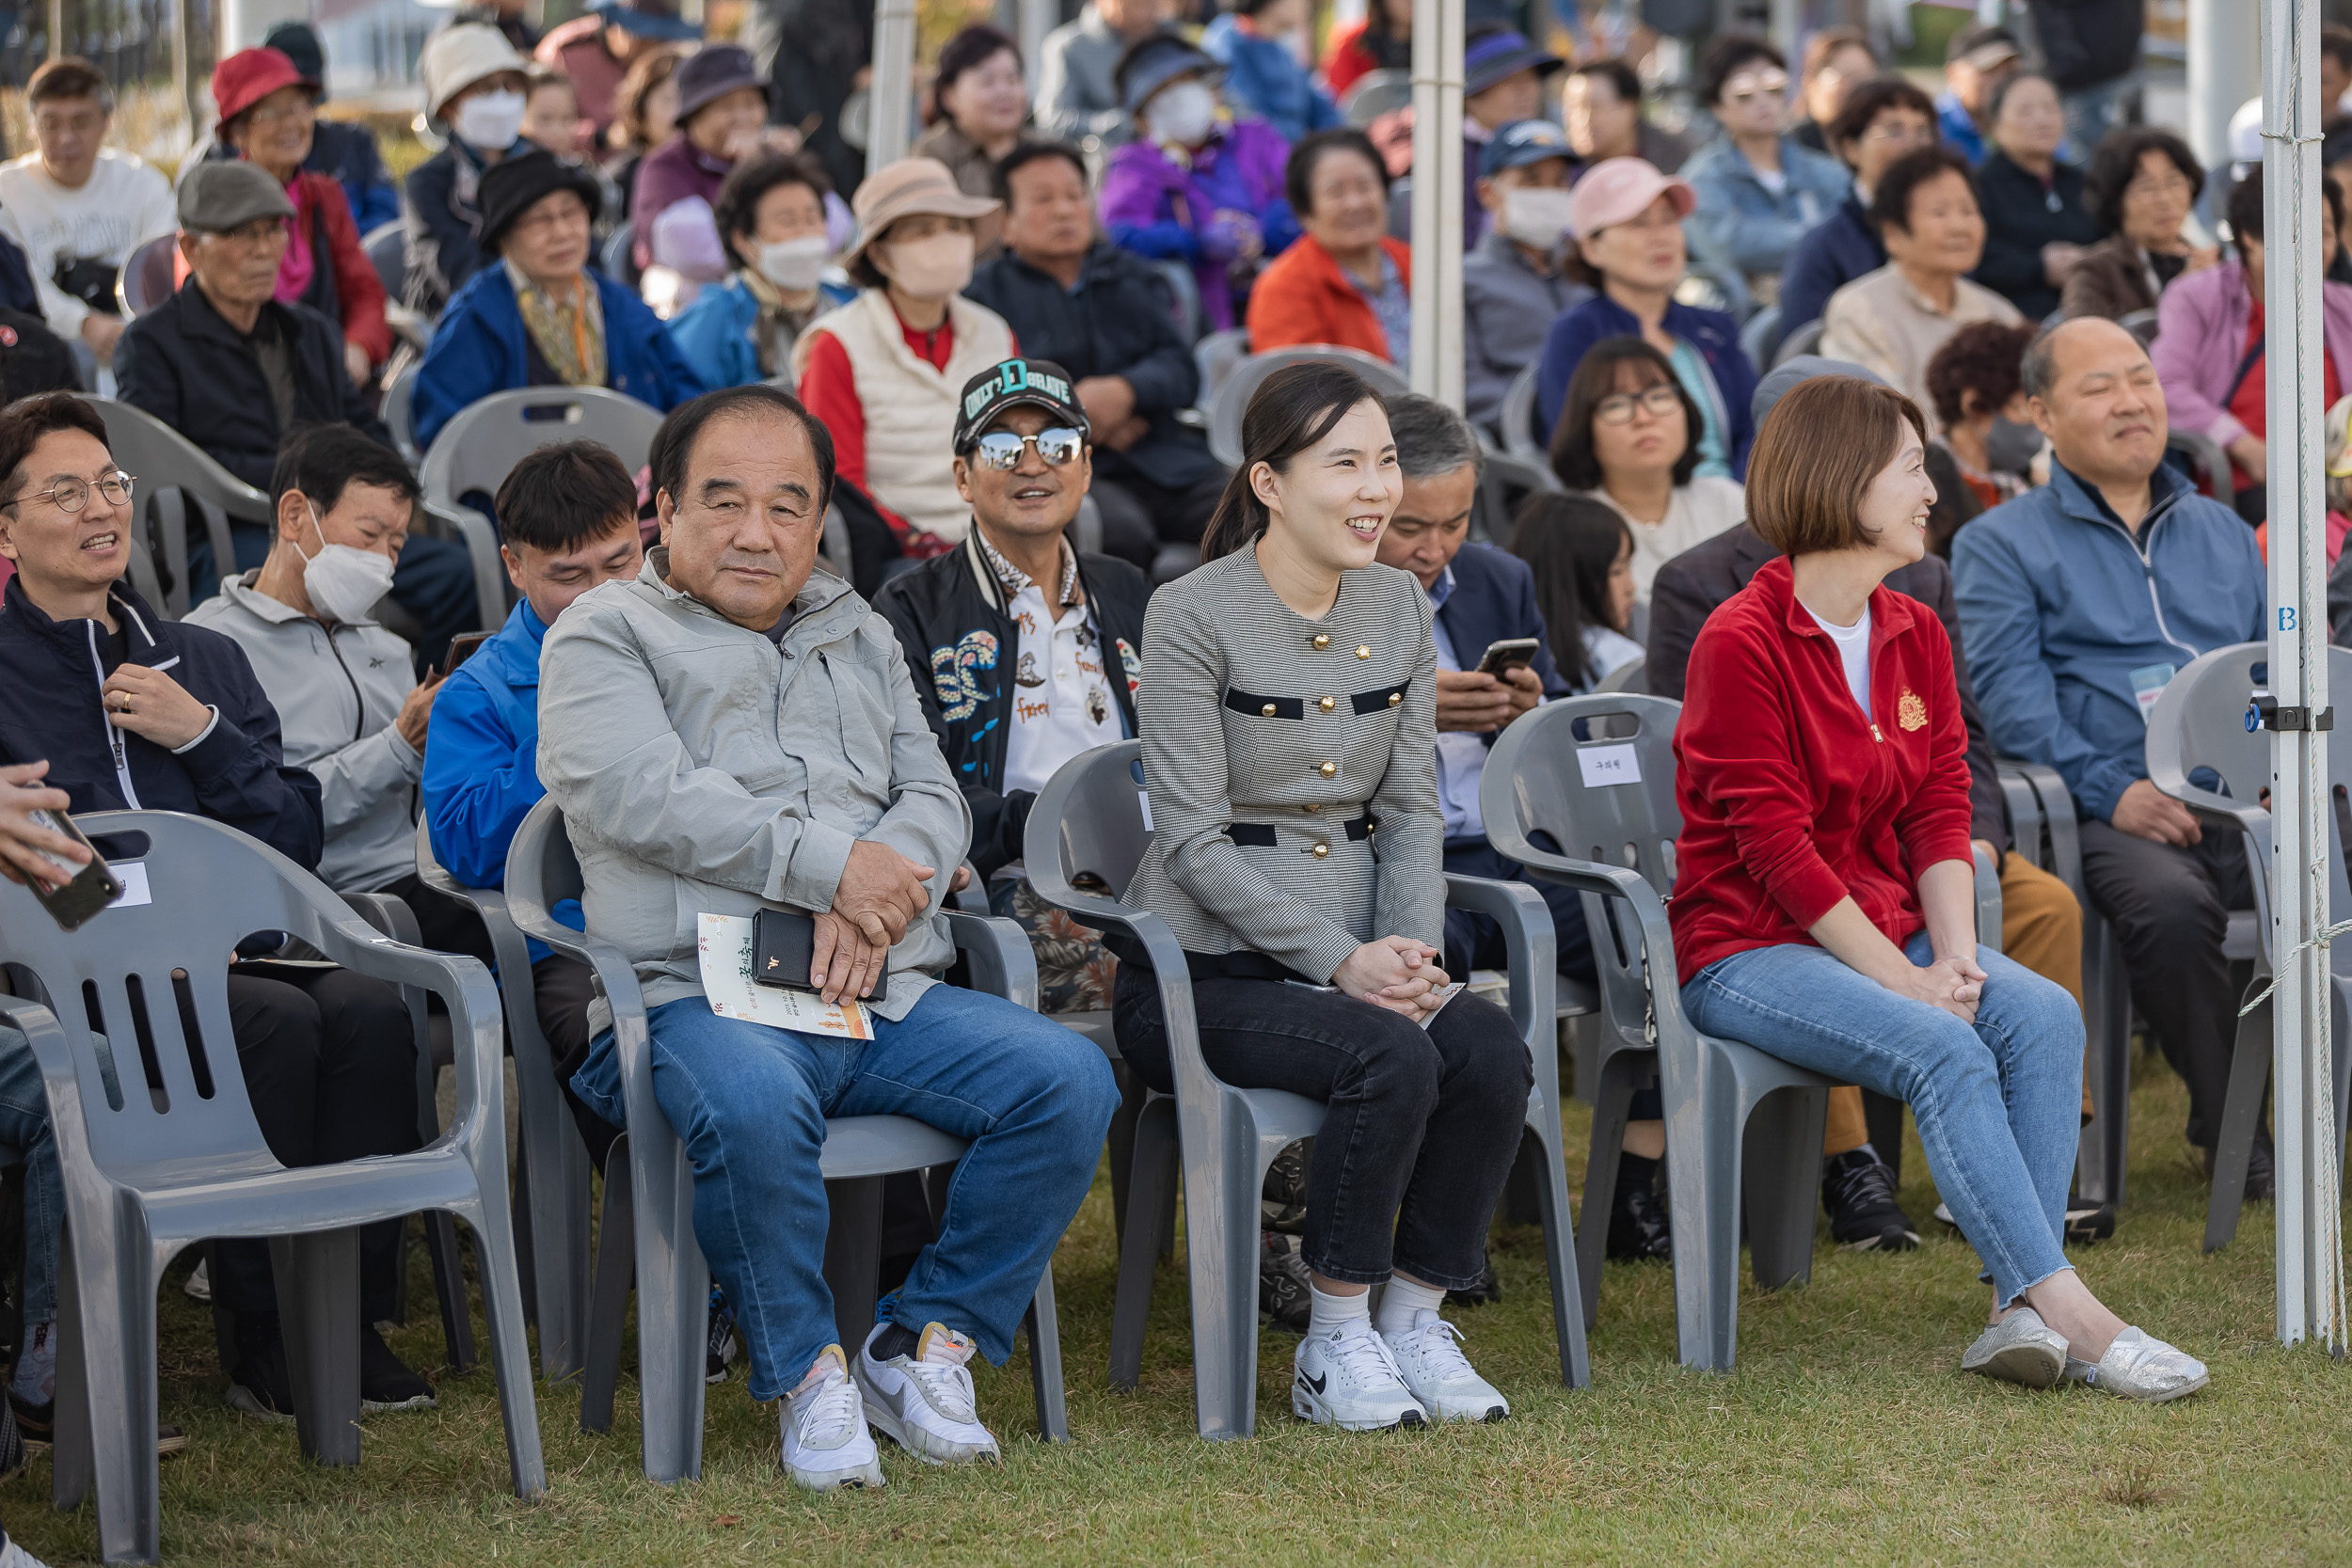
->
<box><xmin>753</xmin><ymin>909</ymin><xmax>887</xmax><ymax>1003</ymax></box>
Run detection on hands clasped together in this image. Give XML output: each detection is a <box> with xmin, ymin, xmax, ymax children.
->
<box><xmin>1333</xmin><ymin>935</ymin><xmax>1453</xmax><ymax>1024</ymax></box>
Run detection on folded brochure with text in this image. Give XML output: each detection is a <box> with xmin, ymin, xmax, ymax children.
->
<box><xmin>697</xmin><ymin>911</ymin><xmax>873</xmax><ymax>1039</ymax></box>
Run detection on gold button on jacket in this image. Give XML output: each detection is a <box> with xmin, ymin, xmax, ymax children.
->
<box><xmin>1318</xmin><ymin>760</ymin><xmax>1338</xmax><ymax>778</ymax></box>
<box><xmin>1310</xmin><ymin>842</ymin><xmax>1329</xmax><ymax>859</ymax></box>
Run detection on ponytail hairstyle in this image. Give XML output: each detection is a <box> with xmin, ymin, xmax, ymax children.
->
<box><xmin>1507</xmin><ymin>491</ymin><xmax>1634</xmax><ymax>689</ymax></box>
<box><xmin>1200</xmin><ymin>361</ymin><xmax>1390</xmax><ymax>562</ymax></box>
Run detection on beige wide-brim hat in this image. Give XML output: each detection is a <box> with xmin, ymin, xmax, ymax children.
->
<box><xmin>846</xmin><ymin>157</ymin><xmax>1001</xmax><ymax>274</ymax></box>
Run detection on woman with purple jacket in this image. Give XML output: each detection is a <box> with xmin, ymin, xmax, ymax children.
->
<box><xmin>1098</xmin><ymin>34</ymin><xmax>1297</xmax><ymax>333</ymax></box>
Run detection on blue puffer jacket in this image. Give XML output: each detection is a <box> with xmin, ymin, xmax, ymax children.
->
<box><xmin>0</xmin><ymin>576</ymin><xmax>323</xmax><ymax>868</ymax></box>
<box><xmin>1952</xmin><ymin>461</ymin><xmax>2268</xmax><ymax>824</ymax></box>
<box><xmin>1681</xmin><ymin>135</ymin><xmax>1852</xmax><ymax>282</ymax></box>
<box><xmin>1777</xmin><ymin>194</ymin><xmax>1883</xmax><ymax>338</ymax></box>
<box><xmin>1536</xmin><ymin>292</ymin><xmax>1759</xmax><ymax>475</ymax></box>
<box><xmin>665</xmin><ymin>273</ymin><xmax>856</xmax><ymax>391</ymax></box>
<box><xmin>1200</xmin><ymin>14</ymin><xmax>1343</xmax><ymax>145</ymax></box>
<box><xmin>411</xmin><ymin>264</ymin><xmax>707</xmax><ymax>450</ymax></box>
<box><xmin>421</xmin><ymin>597</ymin><xmax>581</xmax><ymax>960</ymax></box>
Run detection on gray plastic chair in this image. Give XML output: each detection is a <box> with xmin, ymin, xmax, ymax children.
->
<box><xmin>1207</xmin><ymin>346</ymin><xmax>1411</xmax><ymax>468</ymax></box>
<box><xmin>1500</xmin><ymin>361</ymin><xmax>1547</xmax><ymax>463</ymax></box>
<box><xmin>2117</xmin><ymin>306</ymin><xmax>2160</xmax><ymax>347</ymax></box>
<box><xmin>1772</xmin><ymin>318</ymin><xmax>1826</xmax><ymax>371</ymax></box>
<box><xmin>113</xmin><ymin>235</ymin><xmax>179</xmax><ymax>319</ymax></box>
<box><xmin>1341</xmin><ymin>68</ymin><xmax>1413</xmax><ymax>125</ymax></box>
<box><xmin>503</xmin><ymin>799</ymin><xmax>1071</xmax><ymax>1481</ymax></box>
<box><xmin>382</xmin><ymin>362</ymin><xmax>421</xmax><ymax>465</ymax></box>
<box><xmin>414</xmin><ymin>818</ymin><xmax>594</xmax><ymax>1381</ymax></box>
<box><xmin>0</xmin><ymin>811</ymin><xmax>543</xmax><ymax>1564</ymax></box>
<box><xmin>2145</xmin><ymin>641</ymin><xmax>2352</xmax><ymax>1251</ymax></box>
<box><xmin>1193</xmin><ymin>328</ymin><xmax>1251</xmax><ymax>416</ymax></box>
<box><xmin>1592</xmin><ymin>656</ymin><xmax>1646</xmax><ymax>696</ymax></box>
<box><xmin>1482</xmin><ymin>697</ymin><xmax>1834</xmax><ymax>1366</ymax></box>
<box><xmin>90</xmin><ymin>398</ymin><xmax>258</xmax><ymax>606</ymax></box>
<box><xmin>2166</xmin><ymin>427</ymin><xmax>2231</xmax><ymax>499</ymax></box>
<box><xmin>1023</xmin><ymin>741</ymin><xmax>1590</xmax><ymax>1439</ymax></box>
<box><xmin>1740</xmin><ymin>304</ymin><xmax>1785</xmax><ymax>378</ymax></box>
<box><xmin>362</xmin><ymin>221</ymin><xmax>406</xmax><ymax>301</ymax></box>
<box><xmin>600</xmin><ymin>219</ymin><xmax>641</xmax><ymax>290</ymax></box>
<box><xmin>418</xmin><ymin>385</ymin><xmax>663</xmax><ymax>626</ymax></box>
<box><xmin>1150</xmin><ymin>258</ymin><xmax>1205</xmax><ymax>343</ymax></box>
<box><xmin>1997</xmin><ymin>759</ymin><xmax>2135</xmax><ymax>1206</ymax></box>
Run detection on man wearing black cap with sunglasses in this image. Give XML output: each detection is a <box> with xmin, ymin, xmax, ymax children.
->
<box><xmin>876</xmin><ymin>357</ymin><xmax>1148</xmax><ymax>1015</ymax></box>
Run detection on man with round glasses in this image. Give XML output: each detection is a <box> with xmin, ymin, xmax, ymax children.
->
<box><xmin>878</xmin><ymin>357</ymin><xmax>1149</xmax><ymax>1015</ymax></box>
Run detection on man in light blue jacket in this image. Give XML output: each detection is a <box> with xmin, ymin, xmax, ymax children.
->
<box><xmin>1953</xmin><ymin>318</ymin><xmax>2268</xmax><ymax>1193</ymax></box>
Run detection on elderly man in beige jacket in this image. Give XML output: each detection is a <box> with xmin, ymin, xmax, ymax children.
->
<box><xmin>536</xmin><ymin>384</ymin><xmax>1115</xmax><ymax>1494</ymax></box>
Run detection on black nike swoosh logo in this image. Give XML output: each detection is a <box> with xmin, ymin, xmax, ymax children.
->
<box><xmin>1300</xmin><ymin>1370</ymin><xmax>1327</xmax><ymax>1396</ymax></box>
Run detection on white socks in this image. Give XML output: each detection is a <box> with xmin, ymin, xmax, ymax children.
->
<box><xmin>1375</xmin><ymin>1275</ymin><xmax>1447</xmax><ymax>1339</ymax></box>
<box><xmin>1307</xmin><ymin>1281</ymin><xmax>1372</xmax><ymax>1339</ymax></box>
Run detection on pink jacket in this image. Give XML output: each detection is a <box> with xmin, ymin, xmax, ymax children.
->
<box><xmin>2152</xmin><ymin>258</ymin><xmax>2352</xmax><ymax>449</ymax></box>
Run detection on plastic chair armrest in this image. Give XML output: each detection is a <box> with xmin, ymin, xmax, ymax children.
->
<box><xmin>308</xmin><ymin>911</ymin><xmax>505</xmax><ymax>1149</ymax></box>
<box><xmin>421</xmin><ymin>499</ymin><xmax>507</xmax><ymax>634</ymax></box>
<box><xmin>1441</xmin><ymin>872</ymin><xmax>1557</xmax><ymax>1046</ymax></box>
<box><xmin>942</xmin><ymin>908</ymin><xmax>1041</xmax><ymax>1011</ymax></box>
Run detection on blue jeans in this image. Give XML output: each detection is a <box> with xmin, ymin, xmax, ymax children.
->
<box><xmin>573</xmin><ymin>985</ymin><xmax>1118</xmax><ymax>1402</ymax></box>
<box><xmin>1681</xmin><ymin>932</ymin><xmax>2082</xmax><ymax>1307</ymax></box>
<box><xmin>0</xmin><ymin>1026</ymin><xmax>65</xmax><ymax>1324</ymax></box>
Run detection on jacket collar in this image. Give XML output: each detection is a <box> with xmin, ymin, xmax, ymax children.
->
<box><xmin>1751</xmin><ymin>551</ymin><xmax>1915</xmax><ymax>650</ymax></box>
<box><xmin>1</xmin><ymin>573</ymin><xmax>168</xmax><ymax>657</ymax></box>
<box><xmin>639</xmin><ymin>546</ymin><xmax>862</xmax><ymax>642</ymax></box>
<box><xmin>2046</xmin><ymin>458</ymin><xmax>2188</xmax><ymax>533</ymax></box>
<box><xmin>216</xmin><ymin>568</ymin><xmax>371</xmax><ymax>628</ymax></box>
<box><xmin>177</xmin><ymin>278</ymin><xmax>296</xmax><ymax>350</ymax></box>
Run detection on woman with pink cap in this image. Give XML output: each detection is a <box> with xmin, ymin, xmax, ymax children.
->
<box><xmin>1533</xmin><ymin>157</ymin><xmax>1759</xmax><ymax>476</ymax></box>
<box><xmin>201</xmin><ymin>46</ymin><xmax>391</xmax><ymax>388</ymax></box>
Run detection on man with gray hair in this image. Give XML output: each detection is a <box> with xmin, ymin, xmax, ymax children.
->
<box><xmin>1370</xmin><ymin>393</ymin><xmax>1588</xmax><ymax>986</ymax></box>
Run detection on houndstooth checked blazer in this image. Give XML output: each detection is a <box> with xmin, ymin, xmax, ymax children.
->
<box><xmin>1122</xmin><ymin>545</ymin><xmax>1444</xmax><ymax>983</ymax></box>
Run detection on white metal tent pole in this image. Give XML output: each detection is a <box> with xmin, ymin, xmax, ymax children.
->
<box><xmin>2191</xmin><ymin>0</ymin><xmax>2261</xmax><ymax>182</ymax></box>
<box><xmin>2259</xmin><ymin>0</ymin><xmax>2347</xmax><ymax>1354</ymax></box>
<box><xmin>1015</xmin><ymin>0</ymin><xmax>1057</xmax><ymax>81</ymax></box>
<box><xmin>1406</xmin><ymin>0</ymin><xmax>1463</xmax><ymax>406</ymax></box>
<box><xmin>868</xmin><ymin>0</ymin><xmax>920</xmax><ymax>171</ymax></box>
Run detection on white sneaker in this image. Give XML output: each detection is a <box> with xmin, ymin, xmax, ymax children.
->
<box><xmin>855</xmin><ymin>1323</ymin><xmax>1002</xmax><ymax>1465</ymax></box>
<box><xmin>1382</xmin><ymin>1309</ymin><xmax>1508</xmax><ymax>1422</ymax></box>
<box><xmin>1292</xmin><ymin>1321</ymin><xmax>1429</xmax><ymax>1431</ymax></box>
<box><xmin>780</xmin><ymin>1347</ymin><xmax>885</xmax><ymax>1492</ymax></box>
<box><xmin>183</xmin><ymin>1258</ymin><xmax>210</xmax><ymax>1303</ymax></box>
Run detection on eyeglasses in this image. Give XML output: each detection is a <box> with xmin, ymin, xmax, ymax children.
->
<box><xmin>967</xmin><ymin>427</ymin><xmax>1087</xmax><ymax>469</ymax></box>
<box><xmin>246</xmin><ymin>98</ymin><xmax>315</xmax><ymax>128</ymax></box>
<box><xmin>2</xmin><ymin>470</ymin><xmax>135</xmax><ymax>515</ymax></box>
<box><xmin>1593</xmin><ymin>386</ymin><xmax>1682</xmax><ymax>425</ymax></box>
<box><xmin>1721</xmin><ymin>70</ymin><xmax>1788</xmax><ymax>105</ymax></box>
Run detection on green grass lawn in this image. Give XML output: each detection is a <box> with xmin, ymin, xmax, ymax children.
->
<box><xmin>6</xmin><ymin>1065</ymin><xmax>2349</xmax><ymax>1566</ymax></box>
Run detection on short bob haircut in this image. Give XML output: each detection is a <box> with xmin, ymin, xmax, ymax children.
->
<box><xmin>1826</xmin><ymin>75</ymin><xmax>1935</xmax><ymax>164</ymax></box>
<box><xmin>1696</xmin><ymin>34</ymin><xmax>1785</xmax><ymax>109</ymax></box>
<box><xmin>1867</xmin><ymin>145</ymin><xmax>1976</xmax><ymax>237</ymax></box>
<box><xmin>1923</xmin><ymin>317</ymin><xmax>2037</xmax><ymax>430</ymax></box>
<box><xmin>1746</xmin><ymin>375</ymin><xmax>1928</xmax><ymax>555</ymax></box>
<box><xmin>2081</xmin><ymin>127</ymin><xmax>2203</xmax><ymax>238</ymax></box>
<box><xmin>712</xmin><ymin>150</ymin><xmax>833</xmax><ymax>267</ymax></box>
<box><xmin>1547</xmin><ymin>337</ymin><xmax>1702</xmax><ymax>492</ymax></box>
<box><xmin>1285</xmin><ymin>127</ymin><xmax>1391</xmax><ymax>219</ymax></box>
<box><xmin>495</xmin><ymin>439</ymin><xmax>642</xmax><ymax>555</ymax></box>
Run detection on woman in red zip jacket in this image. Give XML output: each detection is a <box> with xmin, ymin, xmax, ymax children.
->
<box><xmin>1670</xmin><ymin>374</ymin><xmax>2207</xmax><ymax>1402</ymax></box>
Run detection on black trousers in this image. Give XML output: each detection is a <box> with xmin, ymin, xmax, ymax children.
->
<box><xmin>215</xmin><ymin>966</ymin><xmax>421</xmax><ymax>1323</ymax></box>
<box><xmin>530</xmin><ymin>953</ymin><xmax>620</xmax><ymax>1170</ymax></box>
<box><xmin>1439</xmin><ymin>837</ymin><xmax>1597</xmax><ymax>987</ymax></box>
<box><xmin>2078</xmin><ymin>816</ymin><xmax>2254</xmax><ymax>1148</ymax></box>
<box><xmin>1111</xmin><ymin>962</ymin><xmax>1531</xmax><ymax>1289</ymax></box>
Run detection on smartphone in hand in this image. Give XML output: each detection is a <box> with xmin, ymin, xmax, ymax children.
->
<box><xmin>25</xmin><ymin>810</ymin><xmax>124</xmax><ymax>931</ymax></box>
<box><xmin>1475</xmin><ymin>637</ymin><xmax>1541</xmax><ymax>677</ymax></box>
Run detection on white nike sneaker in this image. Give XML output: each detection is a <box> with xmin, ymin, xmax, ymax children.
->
<box><xmin>780</xmin><ymin>1347</ymin><xmax>885</xmax><ymax>1492</ymax></box>
<box><xmin>1292</xmin><ymin>1320</ymin><xmax>1429</xmax><ymax>1431</ymax></box>
<box><xmin>855</xmin><ymin>1323</ymin><xmax>1002</xmax><ymax>1465</ymax></box>
<box><xmin>1382</xmin><ymin>1309</ymin><xmax>1509</xmax><ymax>1422</ymax></box>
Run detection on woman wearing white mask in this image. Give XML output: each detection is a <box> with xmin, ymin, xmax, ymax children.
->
<box><xmin>1099</xmin><ymin>35</ymin><xmax>1296</xmax><ymax>334</ymax></box>
<box><xmin>405</xmin><ymin>23</ymin><xmax>536</xmax><ymax>315</ymax></box>
<box><xmin>668</xmin><ymin>152</ymin><xmax>854</xmax><ymax>390</ymax></box>
<box><xmin>794</xmin><ymin>157</ymin><xmax>1016</xmax><ymax>559</ymax></box>
<box><xmin>1463</xmin><ymin>118</ymin><xmax>1592</xmax><ymax>438</ymax></box>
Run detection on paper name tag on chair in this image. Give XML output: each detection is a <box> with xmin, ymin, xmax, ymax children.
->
<box><xmin>695</xmin><ymin>912</ymin><xmax>872</xmax><ymax>1039</ymax></box>
<box><xmin>109</xmin><ymin>861</ymin><xmax>151</xmax><ymax>910</ymax></box>
<box><xmin>1577</xmin><ymin>743</ymin><xmax>1641</xmax><ymax>788</ymax></box>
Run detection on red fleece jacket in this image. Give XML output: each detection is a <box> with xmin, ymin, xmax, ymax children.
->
<box><xmin>1669</xmin><ymin>553</ymin><xmax>1975</xmax><ymax>986</ymax></box>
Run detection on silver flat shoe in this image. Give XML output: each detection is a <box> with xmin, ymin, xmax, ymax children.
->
<box><xmin>2074</xmin><ymin>1327</ymin><xmax>2208</xmax><ymax>1402</ymax></box>
<box><xmin>1961</xmin><ymin>1307</ymin><xmax>2068</xmax><ymax>1388</ymax></box>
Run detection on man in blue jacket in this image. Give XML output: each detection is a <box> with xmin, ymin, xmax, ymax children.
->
<box><xmin>411</xmin><ymin>150</ymin><xmax>705</xmax><ymax>451</ymax></box>
<box><xmin>0</xmin><ymin>390</ymin><xmax>430</xmax><ymax>1430</ymax></box>
<box><xmin>1776</xmin><ymin>76</ymin><xmax>1939</xmax><ymax>340</ymax></box>
<box><xmin>422</xmin><ymin>439</ymin><xmax>644</xmax><ymax>1163</ymax></box>
<box><xmin>1954</xmin><ymin>318</ymin><xmax>2269</xmax><ymax>1195</ymax></box>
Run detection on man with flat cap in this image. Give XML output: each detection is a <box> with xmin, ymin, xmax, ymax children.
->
<box><xmin>1644</xmin><ymin>353</ymin><xmax>2097</xmax><ymax>1256</ymax></box>
<box><xmin>115</xmin><ymin>161</ymin><xmax>478</xmax><ymax>665</ymax></box>
<box><xmin>876</xmin><ymin>356</ymin><xmax>1147</xmax><ymax>1016</ymax></box>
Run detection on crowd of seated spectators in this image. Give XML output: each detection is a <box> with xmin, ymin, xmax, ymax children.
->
<box><xmin>5</xmin><ymin>9</ymin><xmax>2319</xmax><ymax>1532</ymax></box>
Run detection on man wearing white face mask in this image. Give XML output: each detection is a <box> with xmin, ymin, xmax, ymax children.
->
<box><xmin>405</xmin><ymin>24</ymin><xmax>535</xmax><ymax>315</ymax></box>
<box><xmin>794</xmin><ymin>157</ymin><xmax>1015</xmax><ymax>558</ymax></box>
<box><xmin>668</xmin><ymin>150</ymin><xmax>854</xmax><ymax>390</ymax></box>
<box><xmin>1463</xmin><ymin>119</ymin><xmax>1592</xmax><ymax>440</ymax></box>
<box><xmin>187</xmin><ymin>425</ymin><xmax>479</xmax><ymax>958</ymax></box>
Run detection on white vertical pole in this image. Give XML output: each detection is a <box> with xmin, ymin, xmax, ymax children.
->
<box><xmin>2192</xmin><ymin>0</ymin><xmax>2262</xmax><ymax>184</ymax></box>
<box><xmin>2260</xmin><ymin>0</ymin><xmax>2345</xmax><ymax>1354</ymax></box>
<box><xmin>1406</xmin><ymin>0</ymin><xmax>1462</xmax><ymax>407</ymax></box>
<box><xmin>868</xmin><ymin>0</ymin><xmax>920</xmax><ymax>170</ymax></box>
<box><xmin>1016</xmin><ymin>0</ymin><xmax>1057</xmax><ymax>81</ymax></box>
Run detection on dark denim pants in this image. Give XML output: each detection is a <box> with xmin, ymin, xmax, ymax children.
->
<box><xmin>1111</xmin><ymin>963</ymin><xmax>1533</xmax><ymax>1290</ymax></box>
